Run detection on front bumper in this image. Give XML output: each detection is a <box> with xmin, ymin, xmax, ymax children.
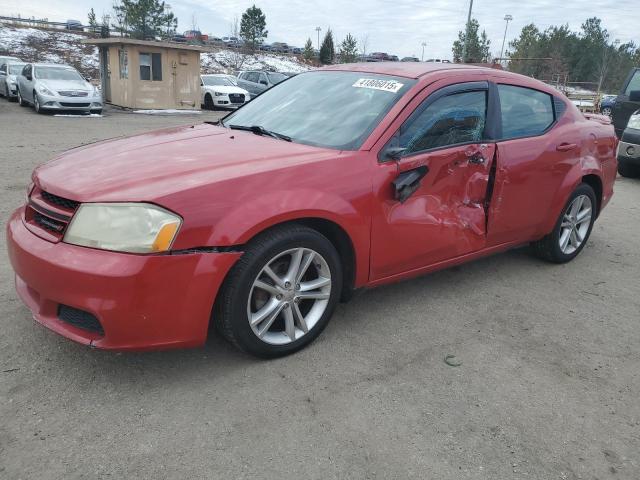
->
<box><xmin>7</xmin><ymin>84</ymin><xmax>18</xmax><ymax>98</ymax></box>
<box><xmin>38</xmin><ymin>92</ymin><xmax>103</xmax><ymax>111</ymax></box>
<box><xmin>214</xmin><ymin>96</ymin><xmax>249</xmax><ymax>109</ymax></box>
<box><xmin>617</xmin><ymin>128</ymin><xmax>640</xmax><ymax>166</ymax></box>
<box><xmin>6</xmin><ymin>207</ymin><xmax>241</xmax><ymax>351</ymax></box>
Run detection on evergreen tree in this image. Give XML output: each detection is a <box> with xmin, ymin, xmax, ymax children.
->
<box><xmin>112</xmin><ymin>0</ymin><xmax>177</xmax><ymax>39</ymax></box>
<box><xmin>319</xmin><ymin>29</ymin><xmax>335</xmax><ymax>65</ymax></box>
<box><xmin>452</xmin><ymin>19</ymin><xmax>491</xmax><ymax>63</ymax></box>
<box><xmin>303</xmin><ymin>38</ymin><xmax>315</xmax><ymax>61</ymax></box>
<box><xmin>339</xmin><ymin>33</ymin><xmax>358</xmax><ymax>63</ymax></box>
<box><xmin>240</xmin><ymin>5</ymin><xmax>268</xmax><ymax>52</ymax></box>
<box><xmin>88</xmin><ymin>8</ymin><xmax>98</xmax><ymax>29</ymax></box>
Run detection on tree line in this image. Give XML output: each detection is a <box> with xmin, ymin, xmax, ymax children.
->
<box><xmin>453</xmin><ymin>16</ymin><xmax>640</xmax><ymax>93</ymax></box>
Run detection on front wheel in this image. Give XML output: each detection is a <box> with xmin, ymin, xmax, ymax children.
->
<box><xmin>531</xmin><ymin>183</ymin><xmax>597</xmax><ymax>263</ymax></box>
<box><xmin>34</xmin><ymin>93</ymin><xmax>43</xmax><ymax>113</ymax></box>
<box><xmin>215</xmin><ymin>225</ymin><xmax>343</xmax><ymax>357</ymax></box>
<box><xmin>17</xmin><ymin>89</ymin><xmax>27</xmax><ymax>107</ymax></box>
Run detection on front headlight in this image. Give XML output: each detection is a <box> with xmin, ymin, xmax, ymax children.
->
<box><xmin>38</xmin><ymin>85</ymin><xmax>54</xmax><ymax>96</ymax></box>
<box><xmin>627</xmin><ymin>113</ymin><xmax>640</xmax><ymax>130</ymax></box>
<box><xmin>64</xmin><ymin>203</ymin><xmax>182</xmax><ymax>254</ymax></box>
<box><xmin>214</xmin><ymin>91</ymin><xmax>225</xmax><ymax>96</ymax></box>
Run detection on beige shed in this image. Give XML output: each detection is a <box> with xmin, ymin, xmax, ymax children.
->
<box><xmin>83</xmin><ymin>38</ymin><xmax>207</xmax><ymax>110</ymax></box>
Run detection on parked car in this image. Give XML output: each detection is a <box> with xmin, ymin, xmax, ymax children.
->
<box><xmin>66</xmin><ymin>20</ymin><xmax>83</xmax><ymax>31</ymax></box>
<box><xmin>7</xmin><ymin>63</ymin><xmax>617</xmax><ymax>357</ymax></box>
<box><xmin>600</xmin><ymin>94</ymin><xmax>616</xmax><ymax>116</ymax></box>
<box><xmin>612</xmin><ymin>68</ymin><xmax>640</xmax><ymax>137</ymax></box>
<box><xmin>425</xmin><ymin>58</ymin><xmax>452</xmax><ymax>63</ymax></box>
<box><xmin>271</xmin><ymin>42</ymin><xmax>290</xmax><ymax>53</ymax></box>
<box><xmin>389</xmin><ymin>55</ymin><xmax>399</xmax><ymax>62</ymax></box>
<box><xmin>201</xmin><ymin>74</ymin><xmax>250</xmax><ymax>110</ymax></box>
<box><xmin>369</xmin><ymin>52</ymin><xmax>390</xmax><ymax>62</ymax></box>
<box><xmin>616</xmin><ymin>109</ymin><xmax>640</xmax><ymax>178</ymax></box>
<box><xmin>16</xmin><ymin>63</ymin><xmax>103</xmax><ymax>114</ymax></box>
<box><xmin>237</xmin><ymin>70</ymin><xmax>289</xmax><ymax>96</ymax></box>
<box><xmin>401</xmin><ymin>57</ymin><xmax>420</xmax><ymax>62</ymax></box>
<box><xmin>292</xmin><ymin>47</ymin><xmax>303</xmax><ymax>55</ymax></box>
<box><xmin>222</xmin><ymin>36</ymin><xmax>243</xmax><ymax>48</ymax></box>
<box><xmin>171</xmin><ymin>34</ymin><xmax>187</xmax><ymax>43</ymax></box>
<box><xmin>0</xmin><ymin>55</ymin><xmax>22</xmax><ymax>70</ymax></box>
<box><xmin>259</xmin><ymin>43</ymin><xmax>273</xmax><ymax>52</ymax></box>
<box><xmin>0</xmin><ymin>61</ymin><xmax>27</xmax><ymax>100</ymax></box>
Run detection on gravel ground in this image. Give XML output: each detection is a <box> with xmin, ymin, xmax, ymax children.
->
<box><xmin>0</xmin><ymin>100</ymin><xmax>639</xmax><ymax>479</ymax></box>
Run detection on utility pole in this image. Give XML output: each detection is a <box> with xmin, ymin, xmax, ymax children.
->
<box><xmin>461</xmin><ymin>0</ymin><xmax>474</xmax><ymax>63</ymax></box>
<box><xmin>499</xmin><ymin>14</ymin><xmax>513</xmax><ymax>67</ymax></box>
<box><xmin>315</xmin><ymin>26</ymin><xmax>322</xmax><ymax>51</ymax></box>
<box><xmin>421</xmin><ymin>42</ymin><xmax>426</xmax><ymax>61</ymax></box>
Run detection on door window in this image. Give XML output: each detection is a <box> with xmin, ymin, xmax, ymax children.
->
<box><xmin>498</xmin><ymin>85</ymin><xmax>554</xmax><ymax>139</ymax></box>
<box><xmin>624</xmin><ymin>70</ymin><xmax>640</xmax><ymax>96</ymax></box>
<box><xmin>398</xmin><ymin>90</ymin><xmax>487</xmax><ymax>154</ymax></box>
<box><xmin>259</xmin><ymin>73</ymin><xmax>268</xmax><ymax>85</ymax></box>
<box><xmin>22</xmin><ymin>64</ymin><xmax>31</xmax><ymax>77</ymax></box>
<box><xmin>245</xmin><ymin>72</ymin><xmax>259</xmax><ymax>83</ymax></box>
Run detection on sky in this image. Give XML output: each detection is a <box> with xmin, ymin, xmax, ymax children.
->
<box><xmin>1</xmin><ymin>0</ymin><xmax>638</xmax><ymax>60</ymax></box>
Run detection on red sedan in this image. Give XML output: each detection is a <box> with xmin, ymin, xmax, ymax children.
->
<box><xmin>7</xmin><ymin>63</ymin><xmax>618</xmax><ymax>357</ymax></box>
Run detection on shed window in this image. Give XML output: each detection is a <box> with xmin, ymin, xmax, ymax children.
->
<box><xmin>118</xmin><ymin>49</ymin><xmax>128</xmax><ymax>79</ymax></box>
<box><xmin>140</xmin><ymin>52</ymin><xmax>162</xmax><ymax>81</ymax></box>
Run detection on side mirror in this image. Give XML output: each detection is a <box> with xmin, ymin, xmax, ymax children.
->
<box><xmin>259</xmin><ymin>80</ymin><xmax>268</xmax><ymax>85</ymax></box>
<box><xmin>384</xmin><ymin>147</ymin><xmax>406</xmax><ymax>160</ymax></box>
<box><xmin>26</xmin><ymin>74</ymin><xmax>32</xmax><ymax>81</ymax></box>
<box><xmin>629</xmin><ymin>90</ymin><xmax>640</xmax><ymax>102</ymax></box>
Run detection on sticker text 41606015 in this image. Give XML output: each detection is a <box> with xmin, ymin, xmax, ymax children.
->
<box><xmin>352</xmin><ymin>78</ymin><xmax>404</xmax><ymax>93</ymax></box>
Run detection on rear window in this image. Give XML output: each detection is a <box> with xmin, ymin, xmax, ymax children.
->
<box><xmin>498</xmin><ymin>85</ymin><xmax>555</xmax><ymax>139</ymax></box>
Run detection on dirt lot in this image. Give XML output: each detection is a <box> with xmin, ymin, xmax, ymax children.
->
<box><xmin>0</xmin><ymin>99</ymin><xmax>639</xmax><ymax>479</ymax></box>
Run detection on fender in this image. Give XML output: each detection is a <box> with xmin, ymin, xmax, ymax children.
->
<box><xmin>206</xmin><ymin>188</ymin><xmax>371</xmax><ymax>287</ymax></box>
<box><xmin>541</xmin><ymin>154</ymin><xmax>604</xmax><ymax>235</ymax></box>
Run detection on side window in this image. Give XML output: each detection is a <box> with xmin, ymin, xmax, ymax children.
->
<box><xmin>498</xmin><ymin>85</ymin><xmax>554</xmax><ymax>139</ymax></box>
<box><xmin>624</xmin><ymin>70</ymin><xmax>640</xmax><ymax>96</ymax></box>
<box><xmin>259</xmin><ymin>73</ymin><xmax>268</xmax><ymax>85</ymax></box>
<box><xmin>398</xmin><ymin>90</ymin><xmax>487</xmax><ymax>153</ymax></box>
<box><xmin>118</xmin><ymin>49</ymin><xmax>128</xmax><ymax>79</ymax></box>
<box><xmin>22</xmin><ymin>65</ymin><xmax>30</xmax><ymax>77</ymax></box>
<box><xmin>139</xmin><ymin>53</ymin><xmax>162</xmax><ymax>81</ymax></box>
<box><xmin>246</xmin><ymin>72</ymin><xmax>259</xmax><ymax>83</ymax></box>
<box><xmin>0</xmin><ymin>64</ymin><xmax>6</xmax><ymax>74</ymax></box>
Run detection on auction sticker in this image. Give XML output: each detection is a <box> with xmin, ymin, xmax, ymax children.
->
<box><xmin>352</xmin><ymin>78</ymin><xmax>404</xmax><ymax>93</ymax></box>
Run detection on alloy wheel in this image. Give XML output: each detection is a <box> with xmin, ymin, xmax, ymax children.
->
<box><xmin>601</xmin><ymin>107</ymin><xmax>612</xmax><ymax>117</ymax></box>
<box><xmin>247</xmin><ymin>247</ymin><xmax>331</xmax><ymax>345</ymax></box>
<box><xmin>559</xmin><ymin>194</ymin><xmax>592</xmax><ymax>254</ymax></box>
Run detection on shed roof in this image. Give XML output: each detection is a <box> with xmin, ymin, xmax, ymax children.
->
<box><xmin>82</xmin><ymin>37</ymin><xmax>208</xmax><ymax>52</ymax></box>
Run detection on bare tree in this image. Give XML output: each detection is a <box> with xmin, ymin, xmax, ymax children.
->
<box><xmin>226</xmin><ymin>16</ymin><xmax>247</xmax><ymax>71</ymax></box>
<box><xmin>359</xmin><ymin>34</ymin><xmax>369</xmax><ymax>57</ymax></box>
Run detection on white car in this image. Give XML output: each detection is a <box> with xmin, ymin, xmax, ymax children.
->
<box><xmin>201</xmin><ymin>74</ymin><xmax>250</xmax><ymax>110</ymax></box>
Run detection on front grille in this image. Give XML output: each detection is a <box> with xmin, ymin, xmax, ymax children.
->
<box><xmin>58</xmin><ymin>305</ymin><xmax>104</xmax><ymax>335</ymax></box>
<box><xmin>60</xmin><ymin>102</ymin><xmax>90</xmax><ymax>107</ymax></box>
<box><xmin>41</xmin><ymin>190</ymin><xmax>79</xmax><ymax>211</ymax></box>
<box><xmin>58</xmin><ymin>90</ymin><xmax>89</xmax><ymax>97</ymax></box>
<box><xmin>33</xmin><ymin>211</ymin><xmax>66</xmax><ymax>233</ymax></box>
<box><xmin>229</xmin><ymin>93</ymin><xmax>245</xmax><ymax>104</ymax></box>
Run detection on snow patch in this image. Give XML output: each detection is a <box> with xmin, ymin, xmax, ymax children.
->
<box><xmin>132</xmin><ymin>109</ymin><xmax>202</xmax><ymax>115</ymax></box>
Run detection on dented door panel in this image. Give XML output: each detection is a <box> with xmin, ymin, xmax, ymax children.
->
<box><xmin>370</xmin><ymin>143</ymin><xmax>496</xmax><ymax>280</ymax></box>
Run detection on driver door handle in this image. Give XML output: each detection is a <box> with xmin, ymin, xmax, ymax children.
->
<box><xmin>468</xmin><ymin>152</ymin><xmax>485</xmax><ymax>165</ymax></box>
<box><xmin>556</xmin><ymin>143</ymin><xmax>578</xmax><ymax>152</ymax></box>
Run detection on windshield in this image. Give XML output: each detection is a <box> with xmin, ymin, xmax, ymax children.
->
<box><xmin>35</xmin><ymin>67</ymin><xmax>84</xmax><ymax>81</ymax></box>
<box><xmin>9</xmin><ymin>64</ymin><xmax>26</xmax><ymax>74</ymax></box>
<box><xmin>202</xmin><ymin>76</ymin><xmax>234</xmax><ymax>87</ymax></box>
<box><xmin>223</xmin><ymin>71</ymin><xmax>414</xmax><ymax>150</ymax></box>
<box><xmin>267</xmin><ymin>72</ymin><xmax>288</xmax><ymax>84</ymax></box>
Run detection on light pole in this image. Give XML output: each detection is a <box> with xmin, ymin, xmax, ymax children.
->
<box><xmin>315</xmin><ymin>26</ymin><xmax>322</xmax><ymax>50</ymax></box>
<box><xmin>461</xmin><ymin>0</ymin><xmax>474</xmax><ymax>63</ymax></box>
<box><xmin>499</xmin><ymin>14</ymin><xmax>513</xmax><ymax>66</ymax></box>
<box><xmin>421</xmin><ymin>42</ymin><xmax>426</xmax><ymax>61</ymax></box>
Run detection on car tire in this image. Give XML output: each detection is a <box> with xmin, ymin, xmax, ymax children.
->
<box><xmin>215</xmin><ymin>224</ymin><xmax>343</xmax><ymax>358</ymax></box>
<box><xmin>91</xmin><ymin>109</ymin><xmax>103</xmax><ymax>115</ymax></box>
<box><xmin>18</xmin><ymin>89</ymin><xmax>27</xmax><ymax>107</ymax></box>
<box><xmin>34</xmin><ymin>92</ymin><xmax>42</xmax><ymax>113</ymax></box>
<box><xmin>531</xmin><ymin>183</ymin><xmax>597</xmax><ymax>263</ymax></box>
<box><xmin>618</xmin><ymin>161</ymin><xmax>639</xmax><ymax>178</ymax></box>
<box><xmin>204</xmin><ymin>93</ymin><xmax>214</xmax><ymax>110</ymax></box>
<box><xmin>601</xmin><ymin>107</ymin><xmax>612</xmax><ymax>117</ymax></box>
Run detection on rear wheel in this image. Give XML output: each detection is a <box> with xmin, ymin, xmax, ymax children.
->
<box><xmin>215</xmin><ymin>225</ymin><xmax>342</xmax><ymax>357</ymax></box>
<box><xmin>601</xmin><ymin>107</ymin><xmax>612</xmax><ymax>117</ymax></box>
<box><xmin>531</xmin><ymin>184</ymin><xmax>597</xmax><ymax>263</ymax></box>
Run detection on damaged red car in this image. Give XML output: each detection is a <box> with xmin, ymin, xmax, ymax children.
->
<box><xmin>7</xmin><ymin>63</ymin><xmax>618</xmax><ymax>357</ymax></box>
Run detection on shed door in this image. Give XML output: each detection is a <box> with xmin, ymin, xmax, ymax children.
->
<box><xmin>100</xmin><ymin>47</ymin><xmax>111</xmax><ymax>102</ymax></box>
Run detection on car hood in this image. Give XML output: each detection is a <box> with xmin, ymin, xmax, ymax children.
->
<box><xmin>34</xmin><ymin>124</ymin><xmax>337</xmax><ymax>203</ymax></box>
<box><xmin>38</xmin><ymin>79</ymin><xmax>91</xmax><ymax>92</ymax></box>
<box><xmin>204</xmin><ymin>85</ymin><xmax>248</xmax><ymax>95</ymax></box>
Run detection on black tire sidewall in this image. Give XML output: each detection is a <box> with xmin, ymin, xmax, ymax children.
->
<box><xmin>548</xmin><ymin>184</ymin><xmax>597</xmax><ymax>262</ymax></box>
<box><xmin>224</xmin><ymin>228</ymin><xmax>342</xmax><ymax>357</ymax></box>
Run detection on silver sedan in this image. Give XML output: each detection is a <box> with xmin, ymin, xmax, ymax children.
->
<box><xmin>17</xmin><ymin>63</ymin><xmax>103</xmax><ymax>114</ymax></box>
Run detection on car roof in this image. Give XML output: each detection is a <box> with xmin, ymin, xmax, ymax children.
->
<box><xmin>31</xmin><ymin>63</ymin><xmax>74</xmax><ymax>68</ymax></box>
<box><xmin>320</xmin><ymin>61</ymin><xmax>495</xmax><ymax>79</ymax></box>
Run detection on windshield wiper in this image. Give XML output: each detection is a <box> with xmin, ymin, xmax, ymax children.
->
<box><xmin>228</xmin><ymin>124</ymin><xmax>291</xmax><ymax>142</ymax></box>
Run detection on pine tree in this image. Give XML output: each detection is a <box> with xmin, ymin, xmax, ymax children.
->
<box><xmin>112</xmin><ymin>0</ymin><xmax>177</xmax><ymax>40</ymax></box>
<box><xmin>319</xmin><ymin>29</ymin><xmax>335</xmax><ymax>65</ymax></box>
<box><xmin>88</xmin><ymin>8</ymin><xmax>98</xmax><ymax>28</ymax></box>
<box><xmin>240</xmin><ymin>4</ymin><xmax>268</xmax><ymax>52</ymax></box>
<box><xmin>303</xmin><ymin>38</ymin><xmax>315</xmax><ymax>61</ymax></box>
<box><xmin>339</xmin><ymin>33</ymin><xmax>358</xmax><ymax>63</ymax></box>
<box><xmin>452</xmin><ymin>19</ymin><xmax>491</xmax><ymax>63</ymax></box>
